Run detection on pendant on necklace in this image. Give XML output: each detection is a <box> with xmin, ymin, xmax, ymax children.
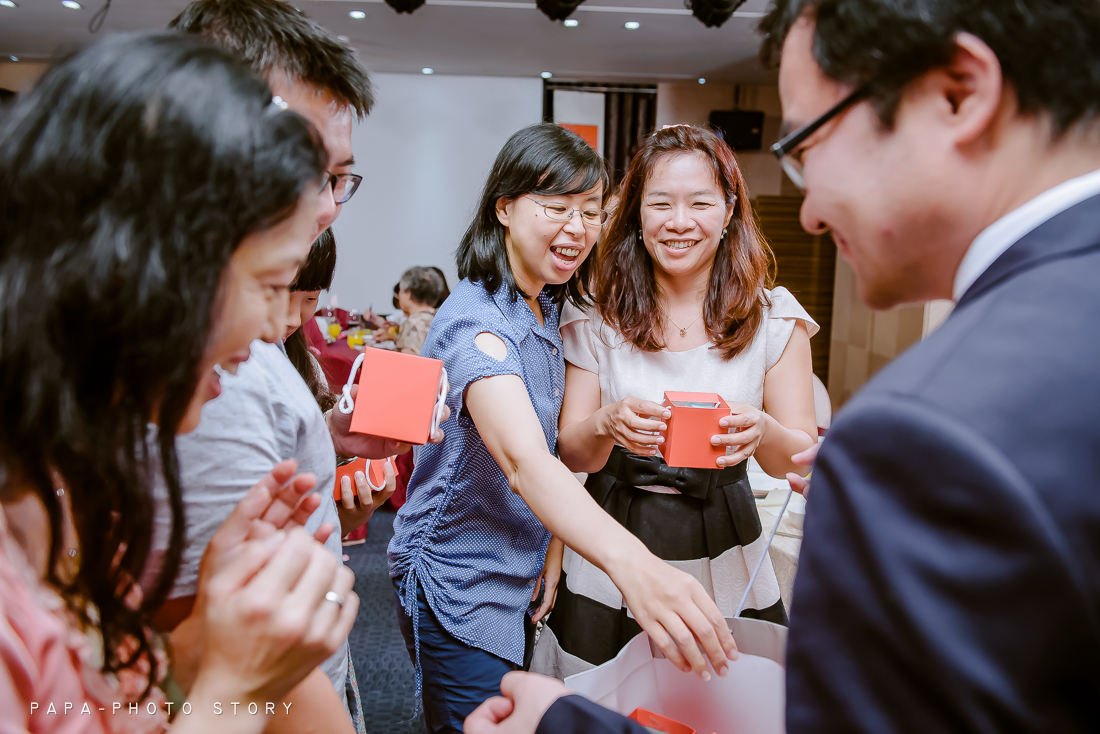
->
<box><xmin>679</xmin><ymin>327</ymin><xmax>688</xmax><ymax>336</ymax></box>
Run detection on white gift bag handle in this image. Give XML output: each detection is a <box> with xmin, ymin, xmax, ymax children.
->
<box><xmin>734</xmin><ymin>486</ymin><xmax>794</xmax><ymax>618</ymax></box>
<box><xmin>336</xmin><ymin>352</ymin><xmax>449</xmax><ymax>438</ymax></box>
<box><xmin>364</xmin><ymin>457</ymin><xmax>391</xmax><ymax>492</ymax></box>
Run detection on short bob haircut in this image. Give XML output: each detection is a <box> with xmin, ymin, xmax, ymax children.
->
<box><xmin>593</xmin><ymin>125</ymin><xmax>773</xmax><ymax>359</ymax></box>
<box><xmin>399</xmin><ymin>266</ymin><xmax>448</xmax><ymax>309</ymax></box>
<box><xmin>0</xmin><ymin>32</ymin><xmax>325</xmax><ymax>694</ymax></box>
<box><xmin>457</xmin><ymin>122</ymin><xmax>608</xmax><ymax>307</ymax></box>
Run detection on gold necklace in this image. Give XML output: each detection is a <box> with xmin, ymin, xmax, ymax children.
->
<box><xmin>666</xmin><ymin>311</ymin><xmax>701</xmax><ymax>337</ymax></box>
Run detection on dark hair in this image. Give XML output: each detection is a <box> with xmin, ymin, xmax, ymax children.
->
<box><xmin>760</xmin><ymin>0</ymin><xmax>1100</xmax><ymax>134</ymax></box>
<box><xmin>399</xmin><ymin>266</ymin><xmax>447</xmax><ymax>309</ymax></box>
<box><xmin>0</xmin><ymin>32</ymin><xmax>325</xmax><ymax>695</ymax></box>
<box><xmin>457</xmin><ymin>123</ymin><xmax>608</xmax><ymax>307</ymax></box>
<box><xmin>427</xmin><ymin>266</ymin><xmax>450</xmax><ymax>307</ymax></box>
<box><xmin>291</xmin><ymin>227</ymin><xmax>336</xmax><ymax>293</ymax></box>
<box><xmin>170</xmin><ymin>0</ymin><xmax>374</xmax><ymax>119</ymax></box>
<box><xmin>593</xmin><ymin>125</ymin><xmax>773</xmax><ymax>360</ymax></box>
<box><xmin>286</xmin><ymin>228</ymin><xmax>337</xmax><ymax>412</ymax></box>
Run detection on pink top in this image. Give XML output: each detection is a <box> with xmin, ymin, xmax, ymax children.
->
<box><xmin>0</xmin><ymin>510</ymin><xmax>168</xmax><ymax>734</ymax></box>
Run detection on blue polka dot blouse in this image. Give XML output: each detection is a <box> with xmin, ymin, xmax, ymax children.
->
<box><xmin>388</xmin><ymin>277</ymin><xmax>565</xmax><ymax>674</ymax></box>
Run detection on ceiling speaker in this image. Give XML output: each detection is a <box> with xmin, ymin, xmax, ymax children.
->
<box><xmin>537</xmin><ymin>0</ymin><xmax>586</xmax><ymax>21</ymax></box>
<box><xmin>385</xmin><ymin>0</ymin><xmax>425</xmax><ymax>13</ymax></box>
<box><xmin>686</xmin><ymin>0</ymin><xmax>746</xmax><ymax>28</ymax></box>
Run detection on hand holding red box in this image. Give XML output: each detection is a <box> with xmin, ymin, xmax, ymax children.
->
<box><xmin>336</xmin><ymin>348</ymin><xmax>449</xmax><ymax>446</ymax></box>
<box><xmin>658</xmin><ymin>391</ymin><xmax>732</xmax><ymax>469</ymax></box>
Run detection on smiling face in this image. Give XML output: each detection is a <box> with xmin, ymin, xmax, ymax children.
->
<box><xmin>495</xmin><ymin>185</ymin><xmax>604</xmax><ymax>295</ymax></box>
<box><xmin>179</xmin><ymin>193</ymin><xmax>318</xmax><ymax>433</ymax></box>
<box><xmin>640</xmin><ymin>152</ymin><xmax>734</xmax><ymax>285</ymax></box>
<box><xmin>778</xmin><ymin>17</ymin><xmax>976</xmax><ymax>308</ymax></box>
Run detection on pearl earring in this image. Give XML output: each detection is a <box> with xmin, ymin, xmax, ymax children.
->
<box><xmin>722</xmin><ymin>228</ymin><xmax>728</xmax><ymax>238</ymax></box>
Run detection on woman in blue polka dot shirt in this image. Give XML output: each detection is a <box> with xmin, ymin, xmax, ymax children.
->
<box><xmin>387</xmin><ymin>123</ymin><xmax>738</xmax><ymax>734</ymax></box>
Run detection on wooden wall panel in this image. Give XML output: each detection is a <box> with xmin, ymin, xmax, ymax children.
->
<box><xmin>752</xmin><ymin>196</ymin><xmax>834</xmax><ymax>386</ymax></box>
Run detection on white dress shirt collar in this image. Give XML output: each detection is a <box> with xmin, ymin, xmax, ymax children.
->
<box><xmin>953</xmin><ymin>167</ymin><xmax>1100</xmax><ymax>301</ymax></box>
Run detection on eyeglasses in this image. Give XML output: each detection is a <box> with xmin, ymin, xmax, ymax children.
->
<box><xmin>525</xmin><ymin>196</ymin><xmax>609</xmax><ymax>226</ymax></box>
<box><xmin>771</xmin><ymin>83</ymin><xmax>870</xmax><ymax>191</ymax></box>
<box><xmin>318</xmin><ymin>172</ymin><xmax>363</xmax><ymax>205</ymax></box>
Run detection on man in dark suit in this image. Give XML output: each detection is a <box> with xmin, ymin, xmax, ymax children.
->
<box><xmin>465</xmin><ymin>1</ymin><xmax>1100</xmax><ymax>731</ymax></box>
<box><xmin>760</xmin><ymin>1</ymin><xmax>1100</xmax><ymax>730</ymax></box>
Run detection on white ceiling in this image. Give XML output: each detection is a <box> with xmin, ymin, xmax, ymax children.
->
<box><xmin>0</xmin><ymin>0</ymin><xmax>776</xmax><ymax>83</ymax></box>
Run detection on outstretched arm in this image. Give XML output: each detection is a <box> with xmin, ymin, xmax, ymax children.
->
<box><xmin>465</xmin><ymin>344</ymin><xmax>736</xmax><ymax>678</ymax></box>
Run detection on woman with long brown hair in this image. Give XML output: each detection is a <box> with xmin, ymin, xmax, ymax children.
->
<box><xmin>538</xmin><ymin>124</ymin><xmax>818</xmax><ymax>675</ymax></box>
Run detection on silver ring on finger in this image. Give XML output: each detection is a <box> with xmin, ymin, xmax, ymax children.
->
<box><xmin>324</xmin><ymin>591</ymin><xmax>345</xmax><ymax>608</ymax></box>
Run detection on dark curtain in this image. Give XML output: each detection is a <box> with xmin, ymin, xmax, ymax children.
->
<box><xmin>604</xmin><ymin>90</ymin><xmax>656</xmax><ymax>186</ymax></box>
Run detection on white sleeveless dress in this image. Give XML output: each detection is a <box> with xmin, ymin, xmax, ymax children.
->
<box><xmin>532</xmin><ymin>286</ymin><xmax>818</xmax><ymax>679</ymax></box>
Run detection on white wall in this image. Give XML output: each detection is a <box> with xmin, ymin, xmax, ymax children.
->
<box><xmin>328</xmin><ymin>73</ymin><xmax>542</xmax><ymax>313</ymax></box>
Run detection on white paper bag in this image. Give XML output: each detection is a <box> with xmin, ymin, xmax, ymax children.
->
<box><xmin>564</xmin><ymin>617</ymin><xmax>787</xmax><ymax>734</ymax></box>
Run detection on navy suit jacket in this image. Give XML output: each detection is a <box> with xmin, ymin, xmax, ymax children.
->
<box><xmin>786</xmin><ymin>194</ymin><xmax>1100</xmax><ymax>731</ymax></box>
<box><xmin>537</xmin><ymin>696</ymin><xmax>646</xmax><ymax>734</ymax></box>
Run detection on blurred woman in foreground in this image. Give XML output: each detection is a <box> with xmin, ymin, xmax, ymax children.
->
<box><xmin>0</xmin><ymin>32</ymin><xmax>357</xmax><ymax>733</ymax></box>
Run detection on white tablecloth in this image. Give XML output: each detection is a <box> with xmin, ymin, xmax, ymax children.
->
<box><xmin>749</xmin><ymin>460</ymin><xmax>805</xmax><ymax>610</ymax></box>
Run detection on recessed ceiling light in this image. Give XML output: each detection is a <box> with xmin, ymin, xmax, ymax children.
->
<box><xmin>0</xmin><ymin>1</ymin><xmax>18</xmax><ymax>8</ymax></box>
<box><xmin>348</xmin><ymin>9</ymin><xmax>365</xmax><ymax>19</ymax></box>
<box><xmin>422</xmin><ymin>67</ymin><xmax>434</xmax><ymax>75</ymax></box>
<box><xmin>61</xmin><ymin>0</ymin><xmax>81</xmax><ymax>8</ymax></box>
<box><xmin>698</xmin><ymin>78</ymin><xmax>706</xmax><ymax>84</ymax></box>
<box><xmin>624</xmin><ymin>20</ymin><xmax>640</xmax><ymax>30</ymax></box>
<box><xmin>563</xmin><ymin>18</ymin><xmax>578</xmax><ymax>27</ymax></box>
<box><xmin>541</xmin><ymin>71</ymin><xmax>553</xmax><ymax>79</ymax></box>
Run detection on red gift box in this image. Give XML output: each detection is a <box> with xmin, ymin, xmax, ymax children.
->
<box><xmin>659</xmin><ymin>391</ymin><xmax>731</xmax><ymax>469</ymax></box>
<box><xmin>628</xmin><ymin>708</ymin><xmax>697</xmax><ymax>734</ymax></box>
<box><xmin>333</xmin><ymin>457</ymin><xmax>391</xmax><ymax>502</ymax></box>
<box><xmin>344</xmin><ymin>348</ymin><xmax>447</xmax><ymax>446</ymax></box>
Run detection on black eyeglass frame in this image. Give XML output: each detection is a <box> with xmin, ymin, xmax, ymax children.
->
<box><xmin>770</xmin><ymin>83</ymin><xmax>870</xmax><ymax>189</ymax></box>
<box><xmin>318</xmin><ymin>172</ymin><xmax>364</xmax><ymax>205</ymax></box>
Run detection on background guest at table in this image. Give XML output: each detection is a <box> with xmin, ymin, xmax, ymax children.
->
<box><xmin>374</xmin><ymin>266</ymin><xmax>447</xmax><ymax>355</ymax></box>
<box><xmin>286</xmin><ymin>227</ymin><xmax>338</xmax><ymax>412</ymax></box>
<box><xmin>388</xmin><ymin>122</ymin><xmax>737</xmax><ymax>734</ymax></box>
<box><xmin>0</xmin><ymin>31</ymin><xmax>357</xmax><ymax>734</ymax></box>
<box><xmin>540</xmin><ymin>125</ymin><xmax>818</xmax><ymax>677</ymax></box>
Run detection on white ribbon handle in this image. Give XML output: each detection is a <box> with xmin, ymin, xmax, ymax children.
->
<box><xmin>431</xmin><ymin>367</ymin><xmax>450</xmax><ymax>438</ymax></box>
<box><xmin>337</xmin><ymin>352</ymin><xmax>365</xmax><ymax>415</ymax></box>
<box><xmin>733</xmin><ymin>486</ymin><xmax>794</xmax><ymax>618</ymax></box>
<box><xmin>365</xmin><ymin>457</ymin><xmax>391</xmax><ymax>491</ymax></box>
<box><xmin>336</xmin><ymin>353</ymin><xmax>449</xmax><ymax>441</ymax></box>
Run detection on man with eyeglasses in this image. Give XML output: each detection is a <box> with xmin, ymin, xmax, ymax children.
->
<box><xmin>144</xmin><ymin>2</ymin><xmax>447</xmax><ymax>733</ymax></box>
<box><xmin>767</xmin><ymin>0</ymin><xmax>1100</xmax><ymax>732</ymax></box>
<box><xmin>462</xmin><ymin>0</ymin><xmax>1100</xmax><ymax>732</ymax></box>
